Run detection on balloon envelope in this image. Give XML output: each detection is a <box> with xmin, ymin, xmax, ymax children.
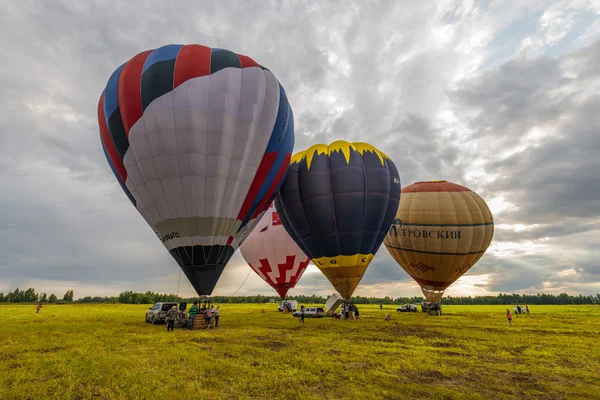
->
<box><xmin>275</xmin><ymin>141</ymin><xmax>401</xmax><ymax>299</ymax></box>
<box><xmin>239</xmin><ymin>202</ymin><xmax>310</xmax><ymax>299</ymax></box>
<box><xmin>384</xmin><ymin>180</ymin><xmax>494</xmax><ymax>302</ymax></box>
<box><xmin>98</xmin><ymin>44</ymin><xmax>294</xmax><ymax>296</ymax></box>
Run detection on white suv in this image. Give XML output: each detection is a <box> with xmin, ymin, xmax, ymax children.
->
<box><xmin>293</xmin><ymin>307</ymin><xmax>325</xmax><ymax>318</ymax></box>
<box><xmin>145</xmin><ymin>302</ymin><xmax>178</xmax><ymax>324</ymax></box>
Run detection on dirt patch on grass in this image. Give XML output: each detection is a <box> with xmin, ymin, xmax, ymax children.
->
<box><xmin>401</xmin><ymin>370</ymin><xmax>452</xmax><ymax>382</ymax></box>
<box><xmin>258</xmin><ymin>341</ymin><xmax>286</xmax><ymax>351</ymax></box>
<box><xmin>510</xmin><ymin>372</ymin><xmax>536</xmax><ymax>383</ymax></box>
<box><xmin>481</xmin><ymin>327</ymin><xmax>505</xmax><ymax>334</ymax></box>
<box><xmin>325</xmin><ymin>349</ymin><xmax>342</xmax><ymax>356</ymax></box>
<box><xmin>510</xmin><ymin>345</ymin><xmax>529</xmax><ymax>355</ymax></box>
<box><xmin>526</xmin><ymin>328</ymin><xmax>598</xmax><ymax>338</ymax></box>
<box><xmin>364</xmin><ymin>336</ymin><xmax>395</xmax><ymax>343</ymax></box>
<box><xmin>556</xmin><ymin>358</ymin><xmax>578</xmax><ymax>368</ymax></box>
<box><xmin>348</xmin><ymin>361</ymin><xmax>372</xmax><ymax>371</ymax></box>
<box><xmin>190</xmin><ymin>338</ymin><xmax>213</xmax><ymax>350</ymax></box>
<box><xmin>393</xmin><ymin>326</ymin><xmax>450</xmax><ymax>340</ymax></box>
<box><xmin>38</xmin><ymin>346</ymin><xmax>66</xmax><ymax>353</ymax></box>
<box><xmin>431</xmin><ymin>341</ymin><xmax>453</xmax><ymax>348</ymax></box>
<box><xmin>0</xmin><ymin>352</ymin><xmax>17</xmax><ymax>361</ymax></box>
<box><xmin>374</xmin><ymin>350</ymin><xmax>398</xmax><ymax>356</ymax></box>
<box><xmin>444</xmin><ymin>351</ymin><xmax>462</xmax><ymax>357</ymax></box>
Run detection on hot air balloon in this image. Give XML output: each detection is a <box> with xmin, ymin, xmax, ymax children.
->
<box><xmin>384</xmin><ymin>180</ymin><xmax>494</xmax><ymax>303</ymax></box>
<box><xmin>97</xmin><ymin>44</ymin><xmax>294</xmax><ymax>296</ymax></box>
<box><xmin>275</xmin><ymin>141</ymin><xmax>401</xmax><ymax>299</ymax></box>
<box><xmin>239</xmin><ymin>202</ymin><xmax>310</xmax><ymax>299</ymax></box>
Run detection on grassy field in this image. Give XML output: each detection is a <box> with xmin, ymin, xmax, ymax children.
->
<box><xmin>1</xmin><ymin>303</ymin><xmax>599</xmax><ymax>400</ymax></box>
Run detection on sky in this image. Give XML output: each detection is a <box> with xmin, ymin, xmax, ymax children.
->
<box><xmin>1</xmin><ymin>0</ymin><xmax>599</xmax><ymax>299</ymax></box>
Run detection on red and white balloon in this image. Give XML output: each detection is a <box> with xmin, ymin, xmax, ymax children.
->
<box><xmin>240</xmin><ymin>202</ymin><xmax>310</xmax><ymax>299</ymax></box>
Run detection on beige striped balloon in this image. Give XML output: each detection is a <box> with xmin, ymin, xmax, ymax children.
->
<box><xmin>384</xmin><ymin>180</ymin><xmax>494</xmax><ymax>302</ymax></box>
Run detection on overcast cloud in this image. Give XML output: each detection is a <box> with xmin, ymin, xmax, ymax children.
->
<box><xmin>0</xmin><ymin>0</ymin><xmax>598</xmax><ymax>299</ymax></box>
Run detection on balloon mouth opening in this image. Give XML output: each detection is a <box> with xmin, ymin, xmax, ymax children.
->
<box><xmin>422</xmin><ymin>288</ymin><xmax>444</xmax><ymax>294</ymax></box>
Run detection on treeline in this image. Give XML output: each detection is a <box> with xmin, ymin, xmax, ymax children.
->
<box><xmin>442</xmin><ymin>293</ymin><xmax>600</xmax><ymax>305</ymax></box>
<box><xmin>1</xmin><ymin>288</ymin><xmax>599</xmax><ymax>305</ymax></box>
<box><xmin>0</xmin><ymin>288</ymin><xmax>70</xmax><ymax>303</ymax></box>
<box><xmin>204</xmin><ymin>293</ymin><xmax>600</xmax><ymax>305</ymax></box>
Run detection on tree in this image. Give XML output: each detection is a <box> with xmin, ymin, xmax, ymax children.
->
<box><xmin>0</xmin><ymin>293</ymin><xmax>4</xmax><ymax>302</ymax></box>
<box><xmin>49</xmin><ymin>294</ymin><xmax>57</xmax><ymax>303</ymax></box>
<box><xmin>7</xmin><ymin>288</ymin><xmax>22</xmax><ymax>302</ymax></box>
<box><xmin>63</xmin><ymin>290</ymin><xmax>74</xmax><ymax>302</ymax></box>
<box><xmin>40</xmin><ymin>293</ymin><xmax>48</xmax><ymax>303</ymax></box>
<box><xmin>23</xmin><ymin>288</ymin><xmax>38</xmax><ymax>302</ymax></box>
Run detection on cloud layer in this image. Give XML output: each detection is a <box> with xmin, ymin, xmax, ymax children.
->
<box><xmin>1</xmin><ymin>0</ymin><xmax>598</xmax><ymax>298</ymax></box>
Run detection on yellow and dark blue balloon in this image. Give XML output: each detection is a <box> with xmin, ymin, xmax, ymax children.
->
<box><xmin>275</xmin><ymin>141</ymin><xmax>401</xmax><ymax>299</ymax></box>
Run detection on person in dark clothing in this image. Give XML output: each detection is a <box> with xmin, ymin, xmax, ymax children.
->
<box><xmin>380</xmin><ymin>304</ymin><xmax>383</xmax><ymax>310</ymax></box>
<box><xmin>299</xmin><ymin>305</ymin><xmax>305</xmax><ymax>323</ymax></box>
<box><xmin>354</xmin><ymin>305</ymin><xmax>360</xmax><ymax>320</ymax></box>
<box><xmin>166</xmin><ymin>305</ymin><xmax>177</xmax><ymax>332</ymax></box>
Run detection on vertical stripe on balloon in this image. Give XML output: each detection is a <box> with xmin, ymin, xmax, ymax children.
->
<box><xmin>97</xmin><ymin>92</ymin><xmax>135</xmax><ymax>206</ymax></box>
<box><xmin>103</xmin><ymin>64</ymin><xmax>129</xmax><ymax>160</ymax></box>
<box><xmin>98</xmin><ymin>93</ymin><xmax>127</xmax><ymax>183</ymax></box>
<box><xmin>141</xmin><ymin>44</ymin><xmax>184</xmax><ymax>111</ymax></box>
<box><xmin>238</xmin><ymin>84</ymin><xmax>295</xmax><ymax>227</ymax></box>
<box><xmin>173</xmin><ymin>44</ymin><xmax>212</xmax><ymax>88</ymax></box>
<box><xmin>101</xmin><ymin>141</ymin><xmax>136</xmax><ymax>206</ymax></box>
<box><xmin>209</xmin><ymin>48</ymin><xmax>241</xmax><ymax>74</ymax></box>
<box><xmin>237</xmin><ymin>54</ymin><xmax>261</xmax><ymax>68</ymax></box>
<box><xmin>237</xmin><ymin>152</ymin><xmax>277</xmax><ymax>227</ymax></box>
<box><xmin>118</xmin><ymin>50</ymin><xmax>152</xmax><ymax>136</ymax></box>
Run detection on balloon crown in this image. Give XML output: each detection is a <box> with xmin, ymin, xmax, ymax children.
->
<box><xmin>290</xmin><ymin>140</ymin><xmax>390</xmax><ymax>170</ymax></box>
<box><xmin>415</xmin><ymin>180</ymin><xmax>447</xmax><ymax>183</ymax></box>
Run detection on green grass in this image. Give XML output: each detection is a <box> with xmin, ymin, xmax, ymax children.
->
<box><xmin>1</xmin><ymin>304</ymin><xmax>599</xmax><ymax>399</ymax></box>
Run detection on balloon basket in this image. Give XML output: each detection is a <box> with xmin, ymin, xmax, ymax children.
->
<box><xmin>192</xmin><ymin>314</ymin><xmax>215</xmax><ymax>330</ymax></box>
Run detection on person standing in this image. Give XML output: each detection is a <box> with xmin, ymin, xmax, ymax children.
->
<box><xmin>506</xmin><ymin>309</ymin><xmax>513</xmax><ymax>327</ymax></box>
<box><xmin>166</xmin><ymin>305</ymin><xmax>177</xmax><ymax>332</ymax></box>
<box><xmin>187</xmin><ymin>301</ymin><xmax>198</xmax><ymax>330</ymax></box>
<box><xmin>525</xmin><ymin>305</ymin><xmax>530</xmax><ymax>315</ymax></box>
<box><xmin>214</xmin><ymin>305</ymin><xmax>220</xmax><ymax>328</ymax></box>
<box><xmin>204</xmin><ymin>307</ymin><xmax>212</xmax><ymax>329</ymax></box>
<box><xmin>299</xmin><ymin>305</ymin><xmax>305</xmax><ymax>323</ymax></box>
<box><xmin>36</xmin><ymin>303</ymin><xmax>42</xmax><ymax>314</ymax></box>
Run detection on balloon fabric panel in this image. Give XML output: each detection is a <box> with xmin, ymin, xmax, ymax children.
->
<box><xmin>98</xmin><ymin>44</ymin><xmax>294</xmax><ymax>296</ymax></box>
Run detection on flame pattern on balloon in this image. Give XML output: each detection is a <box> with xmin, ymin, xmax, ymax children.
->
<box><xmin>97</xmin><ymin>44</ymin><xmax>294</xmax><ymax>296</ymax></box>
<box><xmin>239</xmin><ymin>202</ymin><xmax>310</xmax><ymax>299</ymax></box>
<box><xmin>384</xmin><ymin>180</ymin><xmax>494</xmax><ymax>302</ymax></box>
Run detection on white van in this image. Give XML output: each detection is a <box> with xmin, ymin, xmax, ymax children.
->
<box><xmin>278</xmin><ymin>300</ymin><xmax>298</xmax><ymax>312</ymax></box>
